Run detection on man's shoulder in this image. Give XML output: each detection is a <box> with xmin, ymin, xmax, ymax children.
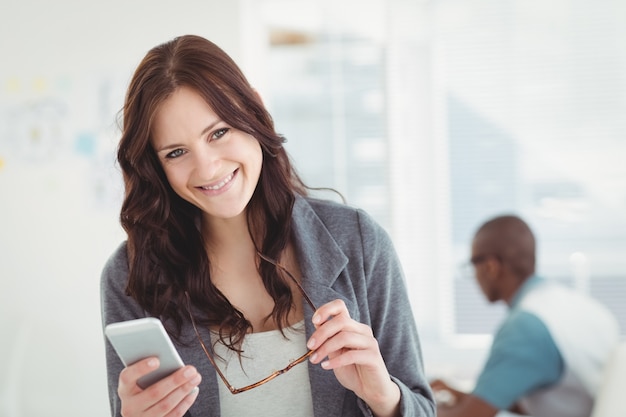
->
<box><xmin>519</xmin><ymin>279</ymin><xmax>618</xmax><ymax>329</ymax></box>
<box><xmin>497</xmin><ymin>309</ymin><xmax>552</xmax><ymax>344</ymax></box>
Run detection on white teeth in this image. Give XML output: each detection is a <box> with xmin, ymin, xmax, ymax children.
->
<box><xmin>201</xmin><ymin>172</ymin><xmax>234</xmax><ymax>190</ymax></box>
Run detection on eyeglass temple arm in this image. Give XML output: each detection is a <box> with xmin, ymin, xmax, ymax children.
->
<box><xmin>185</xmin><ymin>292</ymin><xmax>239</xmax><ymax>393</ymax></box>
<box><xmin>256</xmin><ymin>252</ymin><xmax>316</xmax><ymax>311</ymax></box>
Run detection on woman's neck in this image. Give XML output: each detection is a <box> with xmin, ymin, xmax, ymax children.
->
<box><xmin>202</xmin><ymin>211</ymin><xmax>256</xmax><ymax>249</ymax></box>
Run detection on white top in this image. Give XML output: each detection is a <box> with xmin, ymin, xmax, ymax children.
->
<box><xmin>518</xmin><ymin>281</ymin><xmax>620</xmax><ymax>417</ymax></box>
<box><xmin>211</xmin><ymin>320</ymin><xmax>315</xmax><ymax>417</ymax></box>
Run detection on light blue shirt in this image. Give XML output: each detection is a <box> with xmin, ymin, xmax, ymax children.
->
<box><xmin>472</xmin><ymin>276</ymin><xmax>564</xmax><ymax>410</ymax></box>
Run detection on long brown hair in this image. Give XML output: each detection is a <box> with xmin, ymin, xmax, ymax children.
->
<box><xmin>117</xmin><ymin>34</ymin><xmax>307</xmax><ymax>347</ymax></box>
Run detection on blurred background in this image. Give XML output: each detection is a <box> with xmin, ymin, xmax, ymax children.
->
<box><xmin>1</xmin><ymin>0</ymin><xmax>625</xmax><ymax>415</ymax></box>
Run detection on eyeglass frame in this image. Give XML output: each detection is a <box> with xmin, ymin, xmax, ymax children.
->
<box><xmin>183</xmin><ymin>252</ymin><xmax>317</xmax><ymax>394</ymax></box>
<box><xmin>469</xmin><ymin>253</ymin><xmax>501</xmax><ymax>266</ymax></box>
<box><xmin>459</xmin><ymin>253</ymin><xmax>502</xmax><ymax>279</ymax></box>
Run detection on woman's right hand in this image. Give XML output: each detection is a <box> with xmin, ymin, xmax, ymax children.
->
<box><xmin>118</xmin><ymin>357</ymin><xmax>201</xmax><ymax>417</ymax></box>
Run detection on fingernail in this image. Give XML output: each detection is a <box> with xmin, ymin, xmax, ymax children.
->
<box><xmin>184</xmin><ymin>367</ymin><xmax>196</xmax><ymax>378</ymax></box>
<box><xmin>321</xmin><ymin>360</ymin><xmax>330</xmax><ymax>369</ymax></box>
<box><xmin>307</xmin><ymin>338</ymin><xmax>316</xmax><ymax>349</ymax></box>
<box><xmin>312</xmin><ymin>314</ymin><xmax>321</xmax><ymax>324</ymax></box>
<box><xmin>189</xmin><ymin>387</ymin><xmax>199</xmax><ymax>396</ymax></box>
<box><xmin>148</xmin><ymin>358</ymin><xmax>159</xmax><ymax>368</ymax></box>
<box><xmin>310</xmin><ymin>353</ymin><xmax>318</xmax><ymax>362</ymax></box>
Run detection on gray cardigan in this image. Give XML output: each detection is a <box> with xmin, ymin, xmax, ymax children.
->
<box><xmin>101</xmin><ymin>196</ymin><xmax>435</xmax><ymax>416</ymax></box>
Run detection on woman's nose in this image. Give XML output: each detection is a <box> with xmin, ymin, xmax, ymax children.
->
<box><xmin>191</xmin><ymin>146</ymin><xmax>221</xmax><ymax>180</ymax></box>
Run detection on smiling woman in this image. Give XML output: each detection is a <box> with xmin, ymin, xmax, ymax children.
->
<box><xmin>101</xmin><ymin>34</ymin><xmax>435</xmax><ymax>417</ymax></box>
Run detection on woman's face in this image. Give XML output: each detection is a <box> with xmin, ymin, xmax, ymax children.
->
<box><xmin>151</xmin><ymin>86</ymin><xmax>262</xmax><ymax>223</ymax></box>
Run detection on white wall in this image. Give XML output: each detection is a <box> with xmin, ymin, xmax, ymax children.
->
<box><xmin>0</xmin><ymin>2</ymin><xmax>245</xmax><ymax>415</ymax></box>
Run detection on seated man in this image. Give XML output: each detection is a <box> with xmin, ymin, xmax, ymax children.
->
<box><xmin>431</xmin><ymin>215</ymin><xmax>620</xmax><ymax>417</ymax></box>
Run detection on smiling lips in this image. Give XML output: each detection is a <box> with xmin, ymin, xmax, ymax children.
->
<box><xmin>199</xmin><ymin>170</ymin><xmax>236</xmax><ymax>191</ymax></box>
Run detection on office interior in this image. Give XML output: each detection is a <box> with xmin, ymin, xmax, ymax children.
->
<box><xmin>0</xmin><ymin>0</ymin><xmax>625</xmax><ymax>415</ymax></box>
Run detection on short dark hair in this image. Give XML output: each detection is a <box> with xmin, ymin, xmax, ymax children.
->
<box><xmin>475</xmin><ymin>214</ymin><xmax>536</xmax><ymax>279</ymax></box>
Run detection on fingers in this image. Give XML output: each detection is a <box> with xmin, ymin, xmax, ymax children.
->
<box><xmin>433</xmin><ymin>388</ymin><xmax>458</xmax><ymax>408</ymax></box>
<box><xmin>307</xmin><ymin>299</ymin><xmax>377</xmax><ymax>368</ymax></box>
<box><xmin>308</xmin><ymin>327</ymin><xmax>379</xmax><ymax>369</ymax></box>
<box><xmin>430</xmin><ymin>379</ymin><xmax>462</xmax><ymax>407</ymax></box>
<box><xmin>307</xmin><ymin>299</ymin><xmax>401</xmax><ymax>413</ymax></box>
<box><xmin>118</xmin><ymin>358</ymin><xmax>201</xmax><ymax>417</ymax></box>
<box><xmin>430</xmin><ymin>378</ymin><xmax>462</xmax><ymax>397</ymax></box>
<box><xmin>430</xmin><ymin>379</ymin><xmax>451</xmax><ymax>391</ymax></box>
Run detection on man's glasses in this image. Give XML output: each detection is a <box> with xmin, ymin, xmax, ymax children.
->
<box><xmin>470</xmin><ymin>253</ymin><xmax>499</xmax><ymax>266</ymax></box>
<box><xmin>460</xmin><ymin>253</ymin><xmax>501</xmax><ymax>278</ymax></box>
<box><xmin>184</xmin><ymin>252</ymin><xmax>317</xmax><ymax>394</ymax></box>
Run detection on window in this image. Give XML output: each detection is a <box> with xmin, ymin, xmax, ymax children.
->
<box><xmin>256</xmin><ymin>0</ymin><xmax>626</xmax><ymax>351</ymax></box>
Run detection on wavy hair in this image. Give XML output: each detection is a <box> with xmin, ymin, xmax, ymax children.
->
<box><xmin>117</xmin><ymin>34</ymin><xmax>307</xmax><ymax>347</ymax></box>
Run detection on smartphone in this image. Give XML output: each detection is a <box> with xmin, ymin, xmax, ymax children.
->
<box><xmin>105</xmin><ymin>317</ymin><xmax>185</xmax><ymax>389</ymax></box>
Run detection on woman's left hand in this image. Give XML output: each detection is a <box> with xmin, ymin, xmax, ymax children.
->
<box><xmin>307</xmin><ymin>299</ymin><xmax>401</xmax><ymax>417</ymax></box>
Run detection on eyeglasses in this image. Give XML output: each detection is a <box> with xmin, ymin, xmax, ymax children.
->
<box><xmin>470</xmin><ymin>253</ymin><xmax>498</xmax><ymax>266</ymax></box>
<box><xmin>184</xmin><ymin>252</ymin><xmax>317</xmax><ymax>394</ymax></box>
<box><xmin>460</xmin><ymin>253</ymin><xmax>501</xmax><ymax>279</ymax></box>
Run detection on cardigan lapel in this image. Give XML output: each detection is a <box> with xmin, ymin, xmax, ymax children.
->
<box><xmin>291</xmin><ymin>196</ymin><xmax>354</xmax><ymax>312</ymax></box>
<box><xmin>194</xmin><ymin>196</ymin><xmax>357</xmax><ymax>417</ymax></box>
<box><xmin>291</xmin><ymin>196</ymin><xmax>356</xmax><ymax>417</ymax></box>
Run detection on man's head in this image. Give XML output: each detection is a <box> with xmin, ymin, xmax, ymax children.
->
<box><xmin>470</xmin><ymin>215</ymin><xmax>536</xmax><ymax>304</ymax></box>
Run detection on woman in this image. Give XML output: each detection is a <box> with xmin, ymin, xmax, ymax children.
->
<box><xmin>101</xmin><ymin>34</ymin><xmax>435</xmax><ymax>417</ymax></box>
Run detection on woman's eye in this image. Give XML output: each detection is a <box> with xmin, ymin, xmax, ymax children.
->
<box><xmin>165</xmin><ymin>148</ymin><xmax>186</xmax><ymax>159</ymax></box>
<box><xmin>212</xmin><ymin>128</ymin><xmax>229</xmax><ymax>140</ymax></box>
